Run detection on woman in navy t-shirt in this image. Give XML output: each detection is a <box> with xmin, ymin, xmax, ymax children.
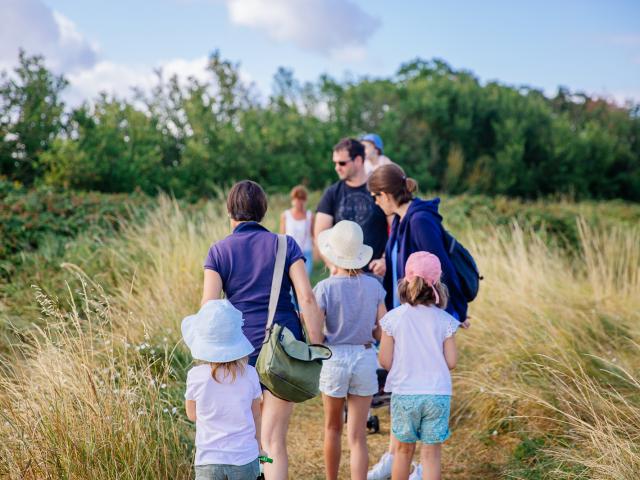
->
<box><xmin>201</xmin><ymin>180</ymin><xmax>324</xmax><ymax>480</ymax></box>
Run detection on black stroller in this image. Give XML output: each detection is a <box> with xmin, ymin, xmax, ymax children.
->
<box><xmin>366</xmin><ymin>368</ymin><xmax>391</xmax><ymax>433</ymax></box>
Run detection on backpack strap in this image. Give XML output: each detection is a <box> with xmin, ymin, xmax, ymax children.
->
<box><xmin>266</xmin><ymin>234</ymin><xmax>287</xmax><ymax>331</ymax></box>
<box><xmin>446</xmin><ymin>233</ymin><xmax>457</xmax><ymax>254</ymax></box>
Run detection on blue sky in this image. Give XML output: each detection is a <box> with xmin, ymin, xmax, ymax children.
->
<box><xmin>1</xmin><ymin>0</ymin><xmax>639</xmax><ymax>105</ymax></box>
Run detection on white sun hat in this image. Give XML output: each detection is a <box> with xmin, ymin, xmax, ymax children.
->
<box><xmin>181</xmin><ymin>299</ymin><xmax>254</xmax><ymax>363</ymax></box>
<box><xmin>317</xmin><ymin>220</ymin><xmax>374</xmax><ymax>270</ymax></box>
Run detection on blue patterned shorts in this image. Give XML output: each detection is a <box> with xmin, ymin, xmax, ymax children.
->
<box><xmin>391</xmin><ymin>394</ymin><xmax>451</xmax><ymax>444</ymax></box>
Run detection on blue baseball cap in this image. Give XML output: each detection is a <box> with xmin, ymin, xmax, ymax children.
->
<box><xmin>361</xmin><ymin>133</ymin><xmax>384</xmax><ymax>154</ymax></box>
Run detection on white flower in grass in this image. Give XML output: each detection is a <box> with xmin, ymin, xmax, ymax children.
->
<box><xmin>172</xmin><ymin>407</ymin><xmax>178</xmax><ymax>415</ymax></box>
<box><xmin>160</xmin><ymin>383</ymin><xmax>167</xmax><ymax>389</ymax></box>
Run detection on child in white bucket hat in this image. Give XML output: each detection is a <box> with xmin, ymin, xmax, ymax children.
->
<box><xmin>182</xmin><ymin>299</ymin><xmax>263</xmax><ymax>480</ymax></box>
<box><xmin>314</xmin><ymin>221</ymin><xmax>388</xmax><ymax>479</ymax></box>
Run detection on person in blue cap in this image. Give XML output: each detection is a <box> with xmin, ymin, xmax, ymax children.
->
<box><xmin>361</xmin><ymin>133</ymin><xmax>392</xmax><ymax>177</ymax></box>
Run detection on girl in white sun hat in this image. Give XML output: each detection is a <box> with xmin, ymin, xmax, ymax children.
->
<box><xmin>314</xmin><ymin>220</ymin><xmax>388</xmax><ymax>480</ymax></box>
<box><xmin>182</xmin><ymin>299</ymin><xmax>263</xmax><ymax>480</ymax></box>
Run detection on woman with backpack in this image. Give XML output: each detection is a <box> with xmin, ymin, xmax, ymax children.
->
<box><xmin>367</xmin><ymin>163</ymin><xmax>469</xmax><ymax>324</ymax></box>
<box><xmin>366</xmin><ymin>163</ymin><xmax>469</xmax><ymax>480</ymax></box>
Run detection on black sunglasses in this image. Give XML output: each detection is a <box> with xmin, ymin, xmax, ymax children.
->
<box><xmin>371</xmin><ymin>192</ymin><xmax>382</xmax><ymax>198</ymax></box>
<box><xmin>333</xmin><ymin>159</ymin><xmax>353</xmax><ymax>167</ymax></box>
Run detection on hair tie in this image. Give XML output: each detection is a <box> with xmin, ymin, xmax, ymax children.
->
<box><xmin>402</xmin><ymin>175</ymin><xmax>407</xmax><ymax>181</ymax></box>
<box><xmin>431</xmin><ymin>284</ymin><xmax>440</xmax><ymax>305</ymax></box>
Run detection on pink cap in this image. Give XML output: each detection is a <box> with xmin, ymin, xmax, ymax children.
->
<box><xmin>405</xmin><ymin>251</ymin><xmax>442</xmax><ymax>303</ymax></box>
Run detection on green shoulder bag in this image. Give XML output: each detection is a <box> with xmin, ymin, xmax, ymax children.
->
<box><xmin>256</xmin><ymin>234</ymin><xmax>332</xmax><ymax>403</ymax></box>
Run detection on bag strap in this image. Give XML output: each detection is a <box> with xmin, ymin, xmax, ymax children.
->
<box><xmin>266</xmin><ymin>234</ymin><xmax>287</xmax><ymax>331</ymax></box>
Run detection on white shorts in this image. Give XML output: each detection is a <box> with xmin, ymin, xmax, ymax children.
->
<box><xmin>319</xmin><ymin>344</ymin><xmax>378</xmax><ymax>398</ymax></box>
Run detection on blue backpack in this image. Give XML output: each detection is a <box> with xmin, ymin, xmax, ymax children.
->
<box><xmin>442</xmin><ymin>229</ymin><xmax>482</xmax><ymax>302</ymax></box>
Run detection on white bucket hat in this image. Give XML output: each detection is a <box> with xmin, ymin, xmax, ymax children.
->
<box><xmin>317</xmin><ymin>220</ymin><xmax>373</xmax><ymax>270</ymax></box>
<box><xmin>181</xmin><ymin>300</ymin><xmax>254</xmax><ymax>363</ymax></box>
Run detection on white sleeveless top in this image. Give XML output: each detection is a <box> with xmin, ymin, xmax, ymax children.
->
<box><xmin>284</xmin><ymin>209</ymin><xmax>313</xmax><ymax>252</ymax></box>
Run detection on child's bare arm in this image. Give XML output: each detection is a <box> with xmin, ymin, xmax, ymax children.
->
<box><xmin>372</xmin><ymin>302</ymin><xmax>387</xmax><ymax>342</ymax></box>
<box><xmin>444</xmin><ymin>336</ymin><xmax>457</xmax><ymax>370</ymax></box>
<box><xmin>378</xmin><ymin>332</ymin><xmax>394</xmax><ymax>371</ymax></box>
<box><xmin>251</xmin><ymin>397</ymin><xmax>263</xmax><ymax>453</ymax></box>
<box><xmin>185</xmin><ymin>400</ymin><xmax>196</xmax><ymax>421</ymax></box>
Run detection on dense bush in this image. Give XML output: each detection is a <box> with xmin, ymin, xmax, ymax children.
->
<box><xmin>437</xmin><ymin>194</ymin><xmax>640</xmax><ymax>249</ymax></box>
<box><xmin>1</xmin><ymin>52</ymin><xmax>639</xmax><ymax>200</ymax></box>
<box><xmin>0</xmin><ymin>179</ymin><xmax>151</xmax><ymax>261</ymax></box>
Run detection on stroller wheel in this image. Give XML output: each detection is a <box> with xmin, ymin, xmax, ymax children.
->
<box><xmin>367</xmin><ymin>415</ymin><xmax>380</xmax><ymax>434</ymax></box>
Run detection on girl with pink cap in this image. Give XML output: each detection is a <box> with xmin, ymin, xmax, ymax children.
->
<box><xmin>378</xmin><ymin>251</ymin><xmax>458</xmax><ymax>480</ymax></box>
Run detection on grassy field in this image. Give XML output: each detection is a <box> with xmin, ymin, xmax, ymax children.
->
<box><xmin>1</xmin><ymin>193</ymin><xmax>639</xmax><ymax>479</ymax></box>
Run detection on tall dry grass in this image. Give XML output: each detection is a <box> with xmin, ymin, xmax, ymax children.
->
<box><xmin>0</xmin><ymin>196</ymin><xmax>226</xmax><ymax>479</ymax></box>
<box><xmin>1</xmin><ymin>195</ymin><xmax>638</xmax><ymax>479</ymax></box>
<box><xmin>454</xmin><ymin>220</ymin><xmax>640</xmax><ymax>478</ymax></box>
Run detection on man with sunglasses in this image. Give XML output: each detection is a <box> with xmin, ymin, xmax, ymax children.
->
<box><xmin>315</xmin><ymin>138</ymin><xmax>388</xmax><ymax>273</ymax></box>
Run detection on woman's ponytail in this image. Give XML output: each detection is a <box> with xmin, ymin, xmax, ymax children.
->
<box><xmin>368</xmin><ymin>164</ymin><xmax>418</xmax><ymax>205</ymax></box>
<box><xmin>405</xmin><ymin>177</ymin><xmax>418</xmax><ymax>194</ymax></box>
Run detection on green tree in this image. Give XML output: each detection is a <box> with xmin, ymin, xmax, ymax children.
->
<box><xmin>3</xmin><ymin>50</ymin><xmax>638</xmax><ymax>201</ymax></box>
<box><xmin>0</xmin><ymin>50</ymin><xmax>68</xmax><ymax>185</ymax></box>
<box><xmin>43</xmin><ymin>95</ymin><xmax>165</xmax><ymax>193</ymax></box>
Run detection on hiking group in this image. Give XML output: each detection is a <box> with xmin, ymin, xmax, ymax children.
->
<box><xmin>183</xmin><ymin>135</ymin><xmax>476</xmax><ymax>480</ymax></box>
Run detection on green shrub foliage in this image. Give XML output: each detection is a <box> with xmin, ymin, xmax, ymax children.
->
<box><xmin>1</xmin><ymin>51</ymin><xmax>638</xmax><ymax>200</ymax></box>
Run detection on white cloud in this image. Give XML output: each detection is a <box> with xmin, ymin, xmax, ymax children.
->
<box><xmin>606</xmin><ymin>33</ymin><xmax>640</xmax><ymax>47</ymax></box>
<box><xmin>0</xmin><ymin>0</ymin><xmax>98</xmax><ymax>72</ymax></box>
<box><xmin>331</xmin><ymin>45</ymin><xmax>368</xmax><ymax>63</ymax></box>
<box><xmin>64</xmin><ymin>57</ymin><xmax>214</xmax><ymax>105</ymax></box>
<box><xmin>605</xmin><ymin>89</ymin><xmax>640</xmax><ymax>107</ymax></box>
<box><xmin>0</xmin><ymin>0</ymin><xmax>255</xmax><ymax>106</ymax></box>
<box><xmin>63</xmin><ymin>56</ymin><xmax>259</xmax><ymax>106</ymax></box>
<box><xmin>222</xmin><ymin>0</ymin><xmax>380</xmax><ymax>61</ymax></box>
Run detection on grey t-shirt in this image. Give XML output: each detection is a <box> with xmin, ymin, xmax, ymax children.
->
<box><xmin>313</xmin><ymin>274</ymin><xmax>387</xmax><ymax>345</ymax></box>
